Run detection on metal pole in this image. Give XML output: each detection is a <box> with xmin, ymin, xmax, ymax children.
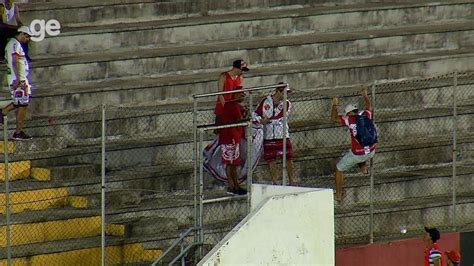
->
<box><xmin>247</xmin><ymin>93</ymin><xmax>253</xmax><ymax>212</ymax></box>
<box><xmin>282</xmin><ymin>86</ymin><xmax>288</xmax><ymax>186</ymax></box>
<box><xmin>369</xmin><ymin>84</ymin><xmax>376</xmax><ymax>244</ymax></box>
<box><xmin>193</xmin><ymin>98</ymin><xmax>198</xmax><ymax>246</ymax></box>
<box><xmin>452</xmin><ymin>72</ymin><xmax>458</xmax><ymax>230</ymax></box>
<box><xmin>195</xmin><ymin>83</ymin><xmax>288</xmax><ymax>99</ymax></box>
<box><xmin>100</xmin><ymin>104</ymin><xmax>106</xmax><ymax>266</ymax></box>
<box><xmin>198</xmin><ymin>129</ymin><xmax>204</xmax><ymax>259</ymax></box>
<box><xmin>3</xmin><ymin>115</ymin><xmax>12</xmax><ymax>266</ymax></box>
<box><xmin>246</xmin><ymin>121</ymin><xmax>253</xmax><ymax>213</ymax></box>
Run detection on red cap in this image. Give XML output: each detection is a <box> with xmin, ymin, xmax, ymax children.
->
<box><xmin>445</xmin><ymin>250</ymin><xmax>461</xmax><ymax>263</ymax></box>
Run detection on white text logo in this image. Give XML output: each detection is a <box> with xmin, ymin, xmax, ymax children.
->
<box><xmin>29</xmin><ymin>19</ymin><xmax>61</xmax><ymax>42</ymax></box>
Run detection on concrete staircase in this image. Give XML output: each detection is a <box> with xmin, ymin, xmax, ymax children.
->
<box><xmin>1</xmin><ymin>0</ymin><xmax>472</xmax><ymax>114</ymax></box>
<box><xmin>0</xmin><ymin>0</ymin><xmax>471</xmax><ymax>263</ymax></box>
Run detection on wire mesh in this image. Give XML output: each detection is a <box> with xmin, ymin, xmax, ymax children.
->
<box><xmin>371</xmin><ymin>73</ymin><xmax>474</xmax><ymax>242</ymax></box>
<box><xmin>0</xmin><ymin>106</ymin><xmax>103</xmax><ymax>264</ymax></box>
<box><xmin>103</xmin><ymin>104</ymin><xmax>195</xmax><ymax>265</ymax></box>
<box><xmin>0</xmin><ymin>72</ymin><xmax>473</xmax><ymax>265</ymax></box>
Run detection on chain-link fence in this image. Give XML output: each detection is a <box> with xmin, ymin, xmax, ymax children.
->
<box><xmin>0</xmin><ymin>72</ymin><xmax>473</xmax><ymax>264</ymax></box>
<box><xmin>0</xmin><ymin>106</ymin><xmax>103</xmax><ymax>264</ymax></box>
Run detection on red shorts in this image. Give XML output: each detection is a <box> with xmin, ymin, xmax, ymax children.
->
<box><xmin>263</xmin><ymin>139</ymin><xmax>293</xmax><ymax>162</ymax></box>
<box><xmin>220</xmin><ymin>143</ymin><xmax>241</xmax><ymax>166</ymax></box>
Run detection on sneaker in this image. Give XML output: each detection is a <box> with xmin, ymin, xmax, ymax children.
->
<box><xmin>225</xmin><ymin>187</ymin><xmax>238</xmax><ymax>195</ymax></box>
<box><xmin>12</xmin><ymin>131</ymin><xmax>32</xmax><ymax>141</ymax></box>
<box><xmin>235</xmin><ymin>187</ymin><xmax>247</xmax><ymax>195</ymax></box>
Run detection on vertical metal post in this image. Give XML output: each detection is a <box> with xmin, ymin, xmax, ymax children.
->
<box><xmin>101</xmin><ymin>104</ymin><xmax>106</xmax><ymax>266</ymax></box>
<box><xmin>3</xmin><ymin>116</ymin><xmax>12</xmax><ymax>266</ymax></box>
<box><xmin>247</xmin><ymin>93</ymin><xmax>253</xmax><ymax>212</ymax></box>
<box><xmin>193</xmin><ymin>98</ymin><xmax>198</xmax><ymax>246</ymax></box>
<box><xmin>282</xmin><ymin>85</ymin><xmax>288</xmax><ymax>186</ymax></box>
<box><xmin>452</xmin><ymin>72</ymin><xmax>458</xmax><ymax>230</ymax></box>
<box><xmin>246</xmin><ymin>121</ymin><xmax>253</xmax><ymax>213</ymax></box>
<box><xmin>198</xmin><ymin>128</ymin><xmax>204</xmax><ymax>259</ymax></box>
<box><xmin>369</xmin><ymin>84</ymin><xmax>376</xmax><ymax>244</ymax></box>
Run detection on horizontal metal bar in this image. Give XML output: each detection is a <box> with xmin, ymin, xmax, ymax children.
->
<box><xmin>203</xmin><ymin>194</ymin><xmax>246</xmax><ymax>204</ymax></box>
<box><xmin>198</xmin><ymin>120</ymin><xmax>250</xmax><ymax>131</ymax></box>
<box><xmin>193</xmin><ymin>83</ymin><xmax>288</xmax><ymax>98</ymax></box>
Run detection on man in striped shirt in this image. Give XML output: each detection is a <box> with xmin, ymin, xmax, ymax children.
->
<box><xmin>424</xmin><ymin>227</ymin><xmax>443</xmax><ymax>266</ymax></box>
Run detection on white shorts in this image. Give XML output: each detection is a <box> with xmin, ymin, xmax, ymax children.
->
<box><xmin>336</xmin><ymin>150</ymin><xmax>375</xmax><ymax>172</ymax></box>
<box><xmin>9</xmin><ymin>80</ymin><xmax>32</xmax><ymax>106</ymax></box>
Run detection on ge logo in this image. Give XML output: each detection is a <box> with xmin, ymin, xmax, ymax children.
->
<box><xmin>29</xmin><ymin>19</ymin><xmax>61</xmax><ymax>42</ymax></box>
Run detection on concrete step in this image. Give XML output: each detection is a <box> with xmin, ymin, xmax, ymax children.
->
<box><xmin>21</xmin><ymin>22</ymin><xmax>474</xmax><ymax>85</ymax></box>
<box><xmin>0</xmin><ymin>235</ymin><xmax>162</xmax><ymax>264</ymax></box>
<box><xmin>21</xmin><ymin>50</ymin><xmax>474</xmax><ymax>115</ymax></box>
<box><xmin>0</xmin><ymin>160</ymin><xmax>31</xmax><ymax>181</ymax></box>
<box><xmin>0</xmin><ymin>187</ymin><xmax>68</xmax><ymax>214</ymax></box>
<box><xmin>300</xmin><ymin>162</ymin><xmax>474</xmax><ymax>204</ymax></box>
<box><xmin>21</xmin><ymin>0</ymin><xmax>192</xmax><ymax>27</ymax></box>
<box><xmin>0</xmin><ymin>137</ymin><xmax>67</xmax><ymax>155</ymax></box>
<box><xmin>10</xmin><ymin>77</ymin><xmax>472</xmax><ymax>141</ymax></box>
<box><xmin>30</xmin><ymin>164</ymin><xmax>99</xmax><ymax>182</ymax></box>
<box><xmin>120</xmin><ymin>217</ymin><xmax>179</xmax><ymax>238</ymax></box>
<box><xmin>0</xmin><ymin>213</ymin><xmax>123</xmax><ymax>247</ymax></box>
<box><xmin>20</xmin><ymin>0</ymin><xmax>335</xmax><ymax>26</ymax></box>
<box><xmin>4</xmin><ymin>109</ymin><xmax>473</xmax><ymax>177</ymax></box>
<box><xmin>1</xmin><ymin>136</ymin><xmax>470</xmax><ymax>221</ymax></box>
<box><xmin>4</xmin><ymin>95</ymin><xmax>472</xmax><ymax>154</ymax></box>
<box><xmin>28</xmin><ymin>1</ymin><xmax>473</xmax><ymax>56</ymax></box>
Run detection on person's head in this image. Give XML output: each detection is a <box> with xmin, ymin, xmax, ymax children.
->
<box><xmin>232</xmin><ymin>59</ymin><xmax>249</xmax><ymax>75</ymax></box>
<box><xmin>4</xmin><ymin>0</ymin><xmax>14</xmax><ymax>7</ymax></box>
<box><xmin>423</xmin><ymin>227</ymin><xmax>440</xmax><ymax>245</ymax></box>
<box><xmin>445</xmin><ymin>250</ymin><xmax>461</xmax><ymax>266</ymax></box>
<box><xmin>344</xmin><ymin>103</ymin><xmax>358</xmax><ymax>115</ymax></box>
<box><xmin>232</xmin><ymin>86</ymin><xmax>246</xmax><ymax>102</ymax></box>
<box><xmin>273</xmin><ymin>82</ymin><xmax>291</xmax><ymax>102</ymax></box>
<box><xmin>16</xmin><ymin>26</ymin><xmax>32</xmax><ymax>44</ymax></box>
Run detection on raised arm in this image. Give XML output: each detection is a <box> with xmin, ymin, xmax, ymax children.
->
<box><xmin>330</xmin><ymin>97</ymin><xmax>340</xmax><ymax>124</ymax></box>
<box><xmin>361</xmin><ymin>86</ymin><xmax>371</xmax><ymax>112</ymax></box>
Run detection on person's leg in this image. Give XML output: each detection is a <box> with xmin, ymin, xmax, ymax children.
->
<box><xmin>16</xmin><ymin>106</ymin><xmax>27</xmax><ymax>133</ymax></box>
<box><xmin>356</xmin><ymin>151</ymin><xmax>375</xmax><ymax>174</ymax></box>
<box><xmin>226</xmin><ymin>164</ymin><xmax>238</xmax><ymax>190</ymax></box>
<box><xmin>268</xmin><ymin>160</ymin><xmax>279</xmax><ymax>185</ymax></box>
<box><xmin>334</xmin><ymin>169</ymin><xmax>344</xmax><ymax>201</ymax></box>
<box><xmin>358</xmin><ymin>162</ymin><xmax>368</xmax><ymax>174</ymax></box>
<box><xmin>335</xmin><ymin>151</ymin><xmax>356</xmax><ymax>202</ymax></box>
<box><xmin>287</xmin><ymin>160</ymin><xmax>296</xmax><ymax>185</ymax></box>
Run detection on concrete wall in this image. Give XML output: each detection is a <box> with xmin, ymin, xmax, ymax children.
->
<box><xmin>199</xmin><ymin>184</ymin><xmax>334</xmax><ymax>265</ymax></box>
